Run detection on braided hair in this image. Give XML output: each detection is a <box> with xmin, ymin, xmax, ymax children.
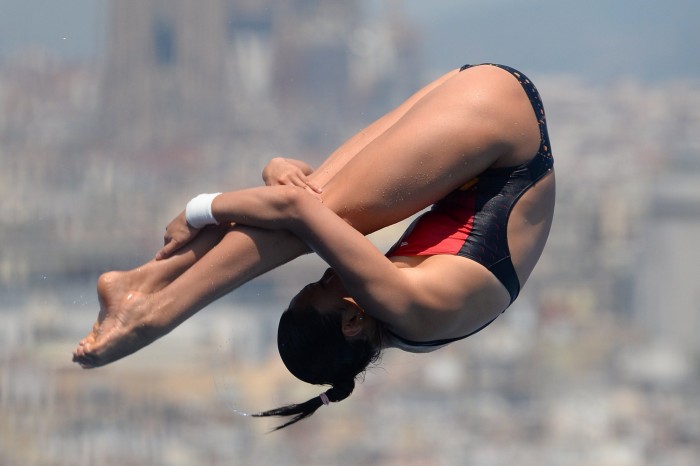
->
<box><xmin>253</xmin><ymin>304</ymin><xmax>382</xmax><ymax>430</ymax></box>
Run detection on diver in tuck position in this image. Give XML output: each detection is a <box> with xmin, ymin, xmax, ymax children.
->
<box><xmin>74</xmin><ymin>63</ymin><xmax>555</xmax><ymax>429</ymax></box>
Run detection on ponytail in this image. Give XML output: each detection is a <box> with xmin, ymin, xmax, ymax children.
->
<box><xmin>253</xmin><ymin>380</ymin><xmax>355</xmax><ymax>431</ymax></box>
<box><xmin>257</xmin><ymin>302</ymin><xmax>382</xmax><ymax>430</ymax></box>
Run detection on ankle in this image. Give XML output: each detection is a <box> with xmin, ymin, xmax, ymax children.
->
<box><xmin>138</xmin><ymin>290</ymin><xmax>178</xmax><ymax>335</ymax></box>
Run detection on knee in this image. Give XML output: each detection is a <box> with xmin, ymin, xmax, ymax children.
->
<box><xmin>323</xmin><ymin>197</ymin><xmax>383</xmax><ymax>235</ymax></box>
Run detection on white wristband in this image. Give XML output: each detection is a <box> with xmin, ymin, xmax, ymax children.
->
<box><xmin>185</xmin><ymin>193</ymin><xmax>221</xmax><ymax>229</ymax></box>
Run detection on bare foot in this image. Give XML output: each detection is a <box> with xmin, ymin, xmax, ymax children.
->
<box><xmin>72</xmin><ymin>271</ymin><xmax>166</xmax><ymax>368</ymax></box>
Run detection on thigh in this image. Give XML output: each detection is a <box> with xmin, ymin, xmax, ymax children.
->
<box><xmin>320</xmin><ymin>65</ymin><xmax>541</xmax><ymax>234</ymax></box>
<box><xmin>307</xmin><ymin>69</ymin><xmax>460</xmax><ymax>189</ymax></box>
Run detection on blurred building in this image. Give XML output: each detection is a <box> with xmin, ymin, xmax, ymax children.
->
<box><xmin>98</xmin><ymin>0</ymin><xmax>420</xmax><ymax>154</ymax></box>
<box><xmin>635</xmin><ymin>155</ymin><xmax>700</xmax><ymax>354</ymax></box>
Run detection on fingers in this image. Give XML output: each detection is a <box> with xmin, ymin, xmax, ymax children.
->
<box><xmin>155</xmin><ymin>245</ymin><xmax>174</xmax><ymax>261</ymax></box>
<box><xmin>303</xmin><ymin>185</ymin><xmax>324</xmax><ymax>201</ymax></box>
<box><xmin>290</xmin><ymin>174</ymin><xmax>322</xmax><ymax>194</ymax></box>
<box><xmin>268</xmin><ymin>166</ymin><xmax>323</xmax><ymax>193</ymax></box>
<box><xmin>155</xmin><ymin>239</ymin><xmax>178</xmax><ymax>261</ymax></box>
<box><xmin>154</xmin><ymin>240</ymin><xmax>170</xmax><ymax>260</ymax></box>
<box><xmin>303</xmin><ymin>179</ymin><xmax>323</xmax><ymax>194</ymax></box>
<box><xmin>271</xmin><ymin>173</ymin><xmax>324</xmax><ymax>200</ymax></box>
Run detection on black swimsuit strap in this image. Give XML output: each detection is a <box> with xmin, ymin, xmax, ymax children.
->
<box><xmin>387</xmin><ymin>316</ymin><xmax>497</xmax><ymax>348</ymax></box>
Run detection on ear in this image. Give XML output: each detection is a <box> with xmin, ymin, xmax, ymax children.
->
<box><xmin>341</xmin><ymin>311</ymin><xmax>364</xmax><ymax>338</ymax></box>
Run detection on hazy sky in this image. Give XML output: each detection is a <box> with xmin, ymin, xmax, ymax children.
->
<box><xmin>1</xmin><ymin>0</ymin><xmax>698</xmax><ymax>83</ymax></box>
<box><xmin>403</xmin><ymin>0</ymin><xmax>700</xmax><ymax>82</ymax></box>
<box><xmin>0</xmin><ymin>0</ymin><xmax>107</xmax><ymax>60</ymax></box>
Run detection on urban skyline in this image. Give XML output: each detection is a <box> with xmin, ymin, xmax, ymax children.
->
<box><xmin>1</xmin><ymin>1</ymin><xmax>699</xmax><ymax>465</ymax></box>
<box><xmin>1</xmin><ymin>0</ymin><xmax>699</xmax><ymax>83</ymax></box>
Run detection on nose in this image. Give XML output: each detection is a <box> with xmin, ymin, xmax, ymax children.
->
<box><xmin>301</xmin><ymin>283</ymin><xmax>316</xmax><ymax>293</ymax></box>
<box><xmin>300</xmin><ymin>281</ymin><xmax>324</xmax><ymax>295</ymax></box>
<box><xmin>320</xmin><ymin>268</ymin><xmax>335</xmax><ymax>286</ymax></box>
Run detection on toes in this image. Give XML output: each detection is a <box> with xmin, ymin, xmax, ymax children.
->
<box><xmin>72</xmin><ymin>344</ymin><xmax>101</xmax><ymax>369</ymax></box>
<box><xmin>73</xmin><ymin>338</ymin><xmax>95</xmax><ymax>361</ymax></box>
<box><xmin>73</xmin><ymin>355</ymin><xmax>98</xmax><ymax>369</ymax></box>
<box><xmin>75</xmin><ymin>331</ymin><xmax>97</xmax><ymax>357</ymax></box>
<box><xmin>72</xmin><ymin>346</ymin><xmax>86</xmax><ymax>360</ymax></box>
<box><xmin>79</xmin><ymin>354</ymin><xmax>99</xmax><ymax>368</ymax></box>
<box><xmin>80</xmin><ymin>334</ymin><xmax>96</xmax><ymax>346</ymax></box>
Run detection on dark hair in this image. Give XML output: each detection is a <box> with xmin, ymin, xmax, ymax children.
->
<box><xmin>252</xmin><ymin>304</ymin><xmax>382</xmax><ymax>430</ymax></box>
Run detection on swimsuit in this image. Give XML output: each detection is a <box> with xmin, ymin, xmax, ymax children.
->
<box><xmin>385</xmin><ymin>64</ymin><xmax>554</xmax><ymax>353</ymax></box>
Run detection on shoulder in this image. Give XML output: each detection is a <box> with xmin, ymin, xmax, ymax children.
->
<box><xmin>385</xmin><ymin>255</ymin><xmax>510</xmax><ymax>341</ymax></box>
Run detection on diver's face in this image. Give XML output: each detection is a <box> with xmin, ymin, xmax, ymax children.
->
<box><xmin>289</xmin><ymin>269</ymin><xmax>361</xmax><ymax>316</ymax></box>
<box><xmin>289</xmin><ymin>268</ymin><xmax>379</xmax><ymax>341</ymax></box>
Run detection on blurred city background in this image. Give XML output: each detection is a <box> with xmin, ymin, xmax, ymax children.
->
<box><xmin>1</xmin><ymin>0</ymin><xmax>699</xmax><ymax>465</ymax></box>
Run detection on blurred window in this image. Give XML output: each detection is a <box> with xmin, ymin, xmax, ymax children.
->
<box><xmin>153</xmin><ymin>18</ymin><xmax>176</xmax><ymax>66</ymax></box>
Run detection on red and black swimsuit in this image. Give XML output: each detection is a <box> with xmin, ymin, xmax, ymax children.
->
<box><xmin>385</xmin><ymin>64</ymin><xmax>553</xmax><ymax>351</ymax></box>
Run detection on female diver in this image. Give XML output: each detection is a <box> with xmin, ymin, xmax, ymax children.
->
<box><xmin>73</xmin><ymin>64</ymin><xmax>555</xmax><ymax>429</ymax></box>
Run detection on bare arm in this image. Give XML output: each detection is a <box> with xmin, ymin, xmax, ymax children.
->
<box><xmin>209</xmin><ymin>186</ymin><xmax>423</xmax><ymax>325</ymax></box>
<box><xmin>285</xmin><ymin>191</ymin><xmax>416</xmax><ymax>323</ymax></box>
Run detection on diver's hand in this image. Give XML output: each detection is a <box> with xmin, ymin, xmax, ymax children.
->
<box><xmin>262</xmin><ymin>157</ymin><xmax>323</xmax><ymax>195</ymax></box>
<box><xmin>155</xmin><ymin>210</ymin><xmax>200</xmax><ymax>260</ymax></box>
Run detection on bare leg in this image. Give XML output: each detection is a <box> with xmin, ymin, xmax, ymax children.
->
<box><xmin>85</xmin><ymin>69</ymin><xmax>459</xmax><ymax>297</ymax></box>
<box><xmin>74</xmin><ymin>65</ymin><xmax>541</xmax><ymax>367</ymax></box>
<box><xmin>116</xmin><ymin>226</ymin><xmax>228</xmax><ymax>293</ymax></box>
<box><xmin>73</xmin><ymin>70</ymin><xmax>461</xmax><ymax>367</ymax></box>
<box><xmin>73</xmin><ymin>226</ymin><xmax>309</xmax><ymax>367</ymax></box>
